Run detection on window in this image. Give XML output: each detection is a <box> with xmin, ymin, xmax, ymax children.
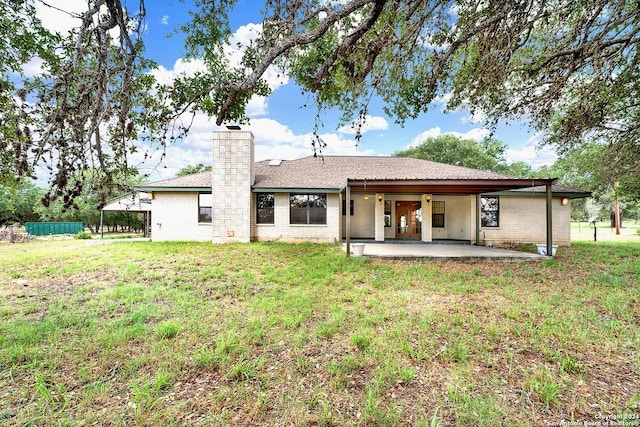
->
<box><xmin>257</xmin><ymin>193</ymin><xmax>275</xmax><ymax>224</ymax></box>
<box><xmin>290</xmin><ymin>193</ymin><xmax>327</xmax><ymax>225</ymax></box>
<box><xmin>432</xmin><ymin>201</ymin><xmax>445</xmax><ymax>228</ymax></box>
<box><xmin>198</xmin><ymin>192</ymin><xmax>212</xmax><ymax>223</ymax></box>
<box><xmin>384</xmin><ymin>200</ymin><xmax>392</xmax><ymax>227</ymax></box>
<box><xmin>481</xmin><ymin>196</ymin><xmax>499</xmax><ymax>227</ymax></box>
<box><xmin>342</xmin><ymin>199</ymin><xmax>354</xmax><ymax>216</ymax></box>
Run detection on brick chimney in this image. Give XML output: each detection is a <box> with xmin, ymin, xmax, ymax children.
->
<box><xmin>212</xmin><ymin>130</ymin><xmax>254</xmax><ymax>243</ymax></box>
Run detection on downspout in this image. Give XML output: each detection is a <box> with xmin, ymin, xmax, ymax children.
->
<box><xmin>346</xmin><ymin>185</ymin><xmax>351</xmax><ymax>257</ymax></box>
<box><xmin>476</xmin><ymin>194</ymin><xmax>481</xmax><ymax>246</ymax></box>
<box><xmin>546</xmin><ymin>183</ymin><xmax>553</xmax><ymax>256</ymax></box>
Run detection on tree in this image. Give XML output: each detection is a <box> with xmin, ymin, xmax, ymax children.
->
<box><xmin>33</xmin><ymin>169</ymin><xmax>147</xmax><ymax>232</ymax></box>
<box><xmin>393</xmin><ymin>135</ymin><xmax>508</xmax><ymax>172</ymax></box>
<box><xmin>1</xmin><ymin>1</ymin><xmax>638</xmax><ymax>204</ymax></box>
<box><xmin>0</xmin><ymin>181</ymin><xmax>44</xmax><ymax>226</ymax></box>
<box><xmin>533</xmin><ymin>143</ymin><xmax>640</xmax><ymax>222</ymax></box>
<box><xmin>1</xmin><ymin>0</ymin><xmax>170</xmax><ymax>208</ymax></box>
<box><xmin>176</xmin><ymin>164</ymin><xmax>213</xmax><ymax>177</ymax></box>
<box><xmin>498</xmin><ymin>161</ymin><xmax>536</xmax><ymax>179</ymax></box>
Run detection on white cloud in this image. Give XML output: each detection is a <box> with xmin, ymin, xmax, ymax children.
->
<box><xmin>448</xmin><ymin>127</ymin><xmax>491</xmax><ymax>141</ymax></box>
<box><xmin>505</xmin><ymin>133</ymin><xmax>557</xmax><ymax>168</ymax></box>
<box><xmin>149</xmin><ymin>23</ymin><xmax>288</xmax><ymax>122</ymax></box>
<box><xmin>245</xmin><ymin>118</ymin><xmax>375</xmax><ymax>159</ymax></box>
<box><xmin>162</xmin><ymin>15</ymin><xmax>169</xmax><ymax>25</ymax></box>
<box><xmin>225</xmin><ymin>23</ymin><xmax>290</xmax><ymax>91</ymax></box>
<box><xmin>408</xmin><ymin>126</ymin><xmax>490</xmax><ymax>147</ymax></box>
<box><xmin>136</xmin><ymin>145</ymin><xmax>212</xmax><ymax>183</ymax></box>
<box><xmin>131</xmin><ymin>113</ymin><xmax>377</xmax><ymax>182</ymax></box>
<box><xmin>337</xmin><ymin>115</ymin><xmax>389</xmax><ymax>135</ymax></box>
<box><xmin>433</xmin><ymin>92</ymin><xmax>490</xmax><ymax>126</ymax></box>
<box><xmin>246</xmin><ymin>96</ymin><xmax>269</xmax><ymax>117</ymax></box>
<box><xmin>19</xmin><ymin>1</ymin><xmax>85</xmax><ymax>78</ymax></box>
<box><xmin>27</xmin><ymin>1</ymin><xmax>130</xmax><ymax>78</ymax></box>
<box><xmin>21</xmin><ymin>57</ymin><xmax>45</xmax><ymax>77</ymax></box>
<box><xmin>35</xmin><ymin>1</ymin><xmax>84</xmax><ymax>35</ymax></box>
<box><xmin>461</xmin><ymin>109</ymin><xmax>488</xmax><ymax>125</ymax></box>
<box><xmin>150</xmin><ymin>59</ymin><xmax>208</xmax><ymax>86</ymax></box>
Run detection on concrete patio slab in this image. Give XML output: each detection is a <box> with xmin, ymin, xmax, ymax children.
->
<box><xmin>343</xmin><ymin>242</ymin><xmax>548</xmax><ymax>261</ymax></box>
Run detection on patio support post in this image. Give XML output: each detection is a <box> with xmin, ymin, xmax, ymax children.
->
<box><xmin>148</xmin><ymin>211</ymin><xmax>152</xmax><ymax>238</ymax></box>
<box><xmin>546</xmin><ymin>183</ymin><xmax>553</xmax><ymax>256</ymax></box>
<box><xmin>374</xmin><ymin>193</ymin><xmax>385</xmax><ymax>241</ymax></box>
<box><xmin>476</xmin><ymin>194</ymin><xmax>481</xmax><ymax>246</ymax></box>
<box><xmin>100</xmin><ymin>210</ymin><xmax>104</xmax><ymax>239</ymax></box>
<box><xmin>421</xmin><ymin>194</ymin><xmax>433</xmax><ymax>242</ymax></box>
<box><xmin>346</xmin><ymin>185</ymin><xmax>351</xmax><ymax>256</ymax></box>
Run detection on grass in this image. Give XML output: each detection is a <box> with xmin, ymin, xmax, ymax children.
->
<box><xmin>0</xmin><ymin>239</ymin><xmax>638</xmax><ymax>426</ymax></box>
<box><xmin>571</xmin><ymin>220</ymin><xmax>639</xmax><ymax>242</ymax></box>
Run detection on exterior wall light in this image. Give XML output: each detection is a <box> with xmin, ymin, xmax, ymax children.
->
<box><xmin>561</xmin><ymin>197</ymin><xmax>569</xmax><ymax>206</ymax></box>
<box><xmin>425</xmin><ymin>194</ymin><xmax>432</xmax><ymax>205</ymax></box>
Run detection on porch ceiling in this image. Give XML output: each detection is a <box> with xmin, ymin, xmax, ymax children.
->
<box><xmin>346</xmin><ymin>178</ymin><xmax>556</xmax><ymax>194</ymax></box>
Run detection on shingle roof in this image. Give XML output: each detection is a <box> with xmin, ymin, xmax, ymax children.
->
<box><xmin>137</xmin><ymin>171</ymin><xmax>211</xmax><ymax>190</ymax></box>
<box><xmin>254</xmin><ymin>156</ymin><xmax>514</xmax><ymax>190</ymax></box>
<box><xmin>135</xmin><ymin>156</ymin><xmax>588</xmax><ymax>196</ymax></box>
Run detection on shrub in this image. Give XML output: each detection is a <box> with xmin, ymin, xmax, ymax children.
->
<box><xmin>74</xmin><ymin>231</ymin><xmax>92</xmax><ymax>240</ymax></box>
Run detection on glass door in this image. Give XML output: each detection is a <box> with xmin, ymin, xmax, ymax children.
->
<box><xmin>396</xmin><ymin>201</ymin><xmax>421</xmax><ymax>239</ymax></box>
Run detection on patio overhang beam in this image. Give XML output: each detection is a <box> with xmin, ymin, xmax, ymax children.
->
<box><xmin>346</xmin><ymin>178</ymin><xmax>556</xmax><ymax>194</ymax></box>
<box><xmin>486</xmin><ymin>189</ymin><xmax>591</xmax><ymax>199</ymax></box>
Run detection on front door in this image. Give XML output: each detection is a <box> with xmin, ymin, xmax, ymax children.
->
<box><xmin>396</xmin><ymin>201</ymin><xmax>421</xmax><ymax>239</ymax></box>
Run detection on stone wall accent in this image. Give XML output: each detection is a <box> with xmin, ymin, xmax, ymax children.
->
<box><xmin>212</xmin><ymin>131</ymin><xmax>254</xmax><ymax>243</ymax></box>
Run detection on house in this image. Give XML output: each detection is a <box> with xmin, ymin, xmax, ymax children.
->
<box><xmin>134</xmin><ymin>130</ymin><xmax>590</xmax><ymax>249</ymax></box>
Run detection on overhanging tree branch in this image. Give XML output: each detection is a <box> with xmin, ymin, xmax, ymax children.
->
<box><xmin>215</xmin><ymin>0</ymin><xmax>377</xmax><ymax>125</ymax></box>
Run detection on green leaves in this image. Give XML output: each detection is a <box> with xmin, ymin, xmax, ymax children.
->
<box><xmin>393</xmin><ymin>134</ymin><xmax>508</xmax><ymax>173</ymax></box>
<box><xmin>2</xmin><ymin>0</ymin><xmax>638</xmax><ymax>206</ymax></box>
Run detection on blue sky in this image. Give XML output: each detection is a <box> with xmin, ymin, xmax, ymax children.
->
<box><xmin>34</xmin><ymin>0</ymin><xmax>557</xmax><ymax>182</ymax></box>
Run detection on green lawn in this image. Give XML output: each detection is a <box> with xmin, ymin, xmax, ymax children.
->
<box><xmin>571</xmin><ymin>220</ymin><xmax>639</xmax><ymax>242</ymax></box>
<box><xmin>0</xmin><ymin>240</ymin><xmax>638</xmax><ymax>426</ymax></box>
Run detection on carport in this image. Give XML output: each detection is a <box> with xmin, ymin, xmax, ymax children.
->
<box><xmin>100</xmin><ymin>192</ymin><xmax>152</xmax><ymax>238</ymax></box>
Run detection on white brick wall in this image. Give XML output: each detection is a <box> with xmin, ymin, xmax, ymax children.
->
<box><xmin>151</xmin><ymin>189</ymin><xmax>571</xmax><ymax>246</ymax></box>
<box><xmin>430</xmin><ymin>195</ymin><xmax>473</xmax><ymax>241</ymax></box>
<box><xmin>151</xmin><ymin>192</ymin><xmax>211</xmax><ymax>241</ymax></box>
<box><xmin>341</xmin><ymin>194</ymin><xmax>376</xmax><ymax>238</ymax></box>
<box><xmin>253</xmin><ymin>192</ymin><xmax>341</xmax><ymax>243</ymax></box>
<box><xmin>479</xmin><ymin>196</ymin><xmax>571</xmax><ymax>246</ymax></box>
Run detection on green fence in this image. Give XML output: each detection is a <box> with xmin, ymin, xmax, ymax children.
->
<box><xmin>25</xmin><ymin>222</ymin><xmax>84</xmax><ymax>236</ymax></box>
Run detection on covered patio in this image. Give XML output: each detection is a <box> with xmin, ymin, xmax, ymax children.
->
<box><xmin>343</xmin><ymin>176</ymin><xmax>557</xmax><ymax>257</ymax></box>
<box><xmin>342</xmin><ymin>241</ymin><xmax>548</xmax><ymax>261</ymax></box>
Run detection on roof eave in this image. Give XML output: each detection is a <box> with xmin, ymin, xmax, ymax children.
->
<box><xmin>135</xmin><ymin>186</ymin><xmax>212</xmax><ymax>192</ymax></box>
